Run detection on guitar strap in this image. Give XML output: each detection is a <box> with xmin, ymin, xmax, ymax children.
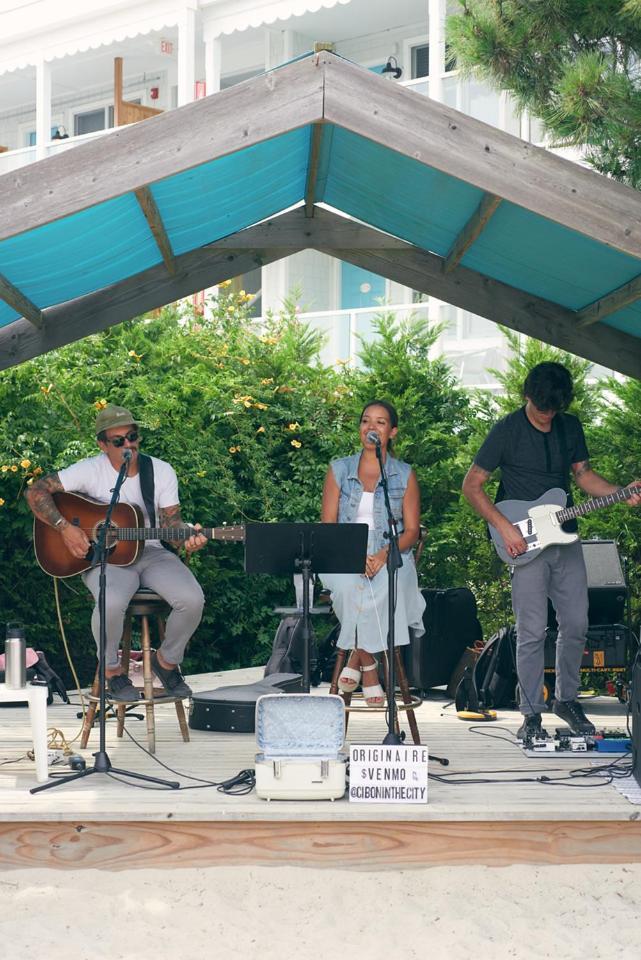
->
<box><xmin>138</xmin><ymin>453</ymin><xmax>156</xmax><ymax>526</ymax></box>
<box><xmin>138</xmin><ymin>453</ymin><xmax>173</xmax><ymax>552</ymax></box>
<box><xmin>554</xmin><ymin>414</ymin><xmax>571</xmax><ymax>493</ymax></box>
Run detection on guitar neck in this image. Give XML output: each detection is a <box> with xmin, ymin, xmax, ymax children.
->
<box><xmin>116</xmin><ymin>526</ymin><xmax>243</xmax><ymax>542</ymax></box>
<box><xmin>556</xmin><ymin>485</ymin><xmax>641</xmax><ymax>523</ymax></box>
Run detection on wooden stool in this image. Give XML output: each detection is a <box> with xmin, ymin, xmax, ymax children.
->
<box><xmin>330</xmin><ymin>647</ymin><xmax>422</xmax><ymax>744</ymax></box>
<box><xmin>80</xmin><ymin>589</ymin><xmax>190</xmax><ymax>753</ymax></box>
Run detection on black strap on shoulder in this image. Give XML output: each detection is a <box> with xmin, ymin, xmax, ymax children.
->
<box><xmin>554</xmin><ymin>414</ymin><xmax>571</xmax><ymax>493</ymax></box>
<box><xmin>138</xmin><ymin>453</ymin><xmax>156</xmax><ymax>527</ymax></box>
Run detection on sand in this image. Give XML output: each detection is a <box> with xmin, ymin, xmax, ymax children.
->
<box><xmin>1</xmin><ymin>862</ymin><xmax>640</xmax><ymax>959</ymax></box>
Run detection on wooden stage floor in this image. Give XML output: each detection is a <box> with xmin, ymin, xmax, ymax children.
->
<box><xmin>1</xmin><ymin>667</ymin><xmax>639</xmax><ymax>869</ymax></box>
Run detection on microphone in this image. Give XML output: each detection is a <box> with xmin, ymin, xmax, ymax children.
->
<box><xmin>122</xmin><ymin>449</ymin><xmax>133</xmax><ymax>462</ymax></box>
<box><xmin>366</xmin><ymin>430</ymin><xmax>381</xmax><ymax>446</ymax></box>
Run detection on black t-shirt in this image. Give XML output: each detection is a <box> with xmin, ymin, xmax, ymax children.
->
<box><xmin>474</xmin><ymin>408</ymin><xmax>589</xmax><ymax>533</ymax></box>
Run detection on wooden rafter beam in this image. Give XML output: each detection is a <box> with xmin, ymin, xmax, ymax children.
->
<box><xmin>307</xmin><ymin>211</ymin><xmax>641</xmax><ymax>379</ymax></box>
<box><xmin>442</xmin><ymin>193</ymin><xmax>502</xmax><ymax>274</ymax></box>
<box><xmin>304</xmin><ymin>123</ymin><xmax>325</xmax><ymax>218</ymax></box>
<box><xmin>213</xmin><ymin>206</ymin><xmax>406</xmax><ymax>250</ymax></box>
<box><xmin>0</xmin><ymin>272</ymin><xmax>44</xmax><ymax>329</ymax></box>
<box><xmin>134</xmin><ymin>186</ymin><xmax>177</xmax><ymax>275</ymax></box>
<box><xmin>576</xmin><ymin>272</ymin><xmax>641</xmax><ymax>327</ymax></box>
<box><xmin>0</xmin><ymin>214</ymin><xmax>308</xmax><ymax>371</ymax></box>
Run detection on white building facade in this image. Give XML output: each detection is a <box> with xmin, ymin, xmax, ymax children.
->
<box><xmin>0</xmin><ymin>0</ymin><xmax>567</xmax><ymax>386</ymax></box>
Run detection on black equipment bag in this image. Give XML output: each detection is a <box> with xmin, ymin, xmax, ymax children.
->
<box><xmin>474</xmin><ymin>625</ymin><xmax>518</xmax><ymax>709</ymax></box>
<box><xmin>264</xmin><ymin>615</ymin><xmax>319</xmax><ymax>682</ymax></box>
<box><xmin>403</xmin><ymin>587</ymin><xmax>483</xmax><ymax>692</ymax></box>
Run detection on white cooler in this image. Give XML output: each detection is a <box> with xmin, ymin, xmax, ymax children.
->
<box><xmin>255</xmin><ymin>693</ymin><xmax>347</xmax><ymax>801</ymax></box>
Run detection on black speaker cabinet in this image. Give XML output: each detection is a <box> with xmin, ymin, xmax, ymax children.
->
<box><xmin>632</xmin><ymin>659</ymin><xmax>641</xmax><ymax>788</ymax></box>
<box><xmin>582</xmin><ymin>539</ymin><xmax>627</xmax><ymax>625</ymax></box>
<box><xmin>548</xmin><ymin>540</ymin><xmax>627</xmax><ymax>629</ymax></box>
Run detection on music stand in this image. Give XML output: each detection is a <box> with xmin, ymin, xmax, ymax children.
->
<box><xmin>245</xmin><ymin>523</ymin><xmax>369</xmax><ymax>692</ymax></box>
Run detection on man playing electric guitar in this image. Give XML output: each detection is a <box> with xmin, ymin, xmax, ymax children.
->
<box><xmin>462</xmin><ymin>363</ymin><xmax>641</xmax><ymax>740</ymax></box>
<box><xmin>26</xmin><ymin>404</ymin><xmax>208</xmax><ymax>702</ymax></box>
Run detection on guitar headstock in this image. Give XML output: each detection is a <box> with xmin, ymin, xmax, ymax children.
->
<box><xmin>213</xmin><ymin>524</ymin><xmax>245</xmax><ymax>542</ymax></box>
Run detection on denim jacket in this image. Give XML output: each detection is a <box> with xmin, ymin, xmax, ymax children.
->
<box><xmin>330</xmin><ymin>452</ymin><xmax>412</xmax><ymax>554</ymax></box>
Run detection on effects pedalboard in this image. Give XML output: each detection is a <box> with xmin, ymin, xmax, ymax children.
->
<box><xmin>523</xmin><ymin>728</ymin><xmax>632</xmax><ymax>753</ymax></box>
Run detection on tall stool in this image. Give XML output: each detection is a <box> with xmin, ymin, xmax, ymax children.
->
<box><xmin>330</xmin><ymin>648</ymin><xmax>422</xmax><ymax>745</ymax></box>
<box><xmin>80</xmin><ymin>589</ymin><xmax>190</xmax><ymax>753</ymax></box>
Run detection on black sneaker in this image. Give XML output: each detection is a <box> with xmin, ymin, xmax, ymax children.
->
<box><xmin>150</xmin><ymin>651</ymin><xmax>192</xmax><ymax>699</ymax></box>
<box><xmin>517</xmin><ymin>713</ymin><xmax>548</xmax><ymax>741</ymax></box>
<box><xmin>552</xmin><ymin>699</ymin><xmax>596</xmax><ymax>735</ymax></box>
<box><xmin>107</xmin><ymin>674</ymin><xmax>140</xmax><ymax>703</ymax></box>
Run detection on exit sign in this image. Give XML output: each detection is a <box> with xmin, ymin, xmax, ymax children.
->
<box><xmin>160</xmin><ymin>39</ymin><xmax>174</xmax><ymax>55</ymax></box>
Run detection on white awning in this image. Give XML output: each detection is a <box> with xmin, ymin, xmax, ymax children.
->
<box><xmin>203</xmin><ymin>0</ymin><xmax>354</xmax><ymax>39</ymax></box>
<box><xmin>0</xmin><ymin>0</ymin><xmax>180</xmax><ymax>76</ymax></box>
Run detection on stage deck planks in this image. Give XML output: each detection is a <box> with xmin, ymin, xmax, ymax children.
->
<box><xmin>0</xmin><ymin>667</ymin><xmax>639</xmax><ymax>869</ymax></box>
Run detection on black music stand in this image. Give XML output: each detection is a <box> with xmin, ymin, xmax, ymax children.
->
<box><xmin>245</xmin><ymin>522</ymin><xmax>369</xmax><ymax>692</ymax></box>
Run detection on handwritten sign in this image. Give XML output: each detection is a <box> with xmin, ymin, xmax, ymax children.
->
<box><xmin>349</xmin><ymin>744</ymin><xmax>428</xmax><ymax>804</ymax></box>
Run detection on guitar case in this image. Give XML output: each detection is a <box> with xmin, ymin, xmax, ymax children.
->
<box><xmin>188</xmin><ymin>672</ymin><xmax>304</xmax><ymax>733</ymax></box>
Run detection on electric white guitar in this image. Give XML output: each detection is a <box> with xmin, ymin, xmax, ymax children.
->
<box><xmin>490</xmin><ymin>485</ymin><xmax>641</xmax><ymax>566</ymax></box>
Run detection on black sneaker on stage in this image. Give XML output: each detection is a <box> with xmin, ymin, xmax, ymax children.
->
<box><xmin>552</xmin><ymin>699</ymin><xmax>596</xmax><ymax>736</ymax></box>
<box><xmin>150</xmin><ymin>650</ymin><xmax>192</xmax><ymax>699</ymax></box>
<box><xmin>517</xmin><ymin>713</ymin><xmax>548</xmax><ymax>741</ymax></box>
<box><xmin>107</xmin><ymin>674</ymin><xmax>141</xmax><ymax>703</ymax></box>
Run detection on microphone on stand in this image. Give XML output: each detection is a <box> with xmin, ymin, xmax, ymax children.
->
<box><xmin>366</xmin><ymin>430</ymin><xmax>382</xmax><ymax>446</ymax></box>
<box><xmin>122</xmin><ymin>449</ymin><xmax>133</xmax><ymax>461</ymax></box>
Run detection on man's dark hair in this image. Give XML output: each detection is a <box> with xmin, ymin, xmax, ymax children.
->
<box><xmin>522</xmin><ymin>362</ymin><xmax>573</xmax><ymax>412</ymax></box>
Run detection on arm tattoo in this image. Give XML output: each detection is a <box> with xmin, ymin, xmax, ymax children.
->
<box><xmin>573</xmin><ymin>460</ymin><xmax>591</xmax><ymax>480</ymax></box>
<box><xmin>24</xmin><ymin>473</ymin><xmax>66</xmax><ymax>527</ymax></box>
<box><xmin>158</xmin><ymin>504</ymin><xmax>184</xmax><ymax>551</ymax></box>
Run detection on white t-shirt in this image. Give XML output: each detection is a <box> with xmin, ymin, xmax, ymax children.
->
<box><xmin>58</xmin><ymin>453</ymin><xmax>179</xmax><ymax>549</ymax></box>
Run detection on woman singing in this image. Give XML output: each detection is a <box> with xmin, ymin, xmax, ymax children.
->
<box><xmin>320</xmin><ymin>401</ymin><xmax>426</xmax><ymax>704</ymax></box>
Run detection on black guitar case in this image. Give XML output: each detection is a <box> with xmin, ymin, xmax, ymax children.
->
<box><xmin>189</xmin><ymin>672</ymin><xmax>304</xmax><ymax>733</ymax></box>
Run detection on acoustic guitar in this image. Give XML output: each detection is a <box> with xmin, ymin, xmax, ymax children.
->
<box><xmin>33</xmin><ymin>491</ymin><xmax>245</xmax><ymax>578</ymax></box>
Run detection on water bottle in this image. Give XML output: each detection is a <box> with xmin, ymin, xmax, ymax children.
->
<box><xmin>4</xmin><ymin>623</ymin><xmax>27</xmax><ymax>690</ymax></box>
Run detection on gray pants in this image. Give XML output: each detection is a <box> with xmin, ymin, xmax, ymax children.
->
<box><xmin>83</xmin><ymin>547</ymin><xmax>205</xmax><ymax>669</ymax></box>
<box><xmin>510</xmin><ymin>540</ymin><xmax>588</xmax><ymax>716</ymax></box>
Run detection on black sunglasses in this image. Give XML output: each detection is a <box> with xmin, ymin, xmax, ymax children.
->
<box><xmin>106</xmin><ymin>431</ymin><xmax>139</xmax><ymax>448</ymax></box>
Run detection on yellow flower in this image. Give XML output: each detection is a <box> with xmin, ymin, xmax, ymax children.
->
<box><xmin>94</xmin><ymin>399</ymin><xmax>108</xmax><ymax>410</ymax></box>
<box><xmin>196</xmin><ymin>470</ymin><xmax>206</xmax><ymax>478</ymax></box>
<box><xmin>261</xmin><ymin>378</ymin><xmax>274</xmax><ymax>385</ymax></box>
<box><xmin>256</xmin><ymin>426</ymin><xmax>265</xmax><ymax>434</ymax></box>
<box><xmin>335</xmin><ymin>358</ymin><xmax>349</xmax><ymax>366</ymax></box>
<box><xmin>254</xmin><ymin>402</ymin><xmax>268</xmax><ymax>410</ymax></box>
<box><xmin>243</xmin><ymin>400</ymin><xmax>252</xmax><ymax>408</ymax></box>
<box><xmin>277</xmin><ymin>385</ymin><xmax>293</xmax><ymax>393</ymax></box>
<box><xmin>218</xmin><ymin>279</ymin><xmax>232</xmax><ymax>288</ymax></box>
<box><xmin>10</xmin><ymin>465</ymin><xmax>18</xmax><ymax>472</ymax></box>
<box><xmin>290</xmin><ymin>440</ymin><xmax>302</xmax><ymax>449</ymax></box>
<box><xmin>128</xmin><ymin>350</ymin><xmax>144</xmax><ymax>362</ymax></box>
<box><xmin>33</xmin><ymin>466</ymin><xmax>43</xmax><ymax>476</ymax></box>
<box><xmin>20</xmin><ymin>459</ymin><xmax>31</xmax><ymax>469</ymax></box>
<box><xmin>229</xmin><ymin>445</ymin><xmax>241</xmax><ymax>454</ymax></box>
<box><xmin>232</xmin><ymin>395</ymin><xmax>253</xmax><ymax>404</ymax></box>
<box><xmin>239</xmin><ymin>290</ymin><xmax>246</xmax><ymax>298</ymax></box>
<box><xmin>27</xmin><ymin>477</ymin><xmax>34</xmax><ymax>485</ymax></box>
<box><xmin>239</xmin><ymin>358</ymin><xmax>250</xmax><ymax>366</ymax></box>
<box><xmin>287</xmin><ymin>422</ymin><xmax>300</xmax><ymax>431</ymax></box>
<box><xmin>0</xmin><ymin>498</ymin><xmax>4</xmax><ymax>507</ymax></box>
<box><xmin>1</xmin><ymin>465</ymin><xmax>8</xmax><ymax>473</ymax></box>
<box><xmin>41</xmin><ymin>384</ymin><xmax>53</xmax><ymax>395</ymax></box>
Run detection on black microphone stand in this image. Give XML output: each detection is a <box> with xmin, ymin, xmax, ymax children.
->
<box><xmin>374</xmin><ymin>440</ymin><xmax>404</xmax><ymax>746</ymax></box>
<box><xmin>32</xmin><ymin>451</ymin><xmax>179</xmax><ymax>794</ymax></box>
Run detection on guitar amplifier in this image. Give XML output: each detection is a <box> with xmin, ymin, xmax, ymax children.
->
<box><xmin>544</xmin><ymin>624</ymin><xmax>629</xmax><ymax>671</ymax></box>
<box><xmin>632</xmin><ymin>658</ymin><xmax>641</xmax><ymax>788</ymax></box>
<box><xmin>547</xmin><ymin>540</ymin><xmax>627</xmax><ymax>630</ymax></box>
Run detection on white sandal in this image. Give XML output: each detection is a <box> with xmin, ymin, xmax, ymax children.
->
<box><xmin>337</xmin><ymin>653</ymin><xmax>361</xmax><ymax>692</ymax></box>
<box><xmin>361</xmin><ymin>661</ymin><xmax>385</xmax><ymax>707</ymax></box>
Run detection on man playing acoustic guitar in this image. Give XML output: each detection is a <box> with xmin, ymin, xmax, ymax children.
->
<box><xmin>463</xmin><ymin>363</ymin><xmax>641</xmax><ymax>741</ymax></box>
<box><xmin>26</xmin><ymin>404</ymin><xmax>207</xmax><ymax>702</ymax></box>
